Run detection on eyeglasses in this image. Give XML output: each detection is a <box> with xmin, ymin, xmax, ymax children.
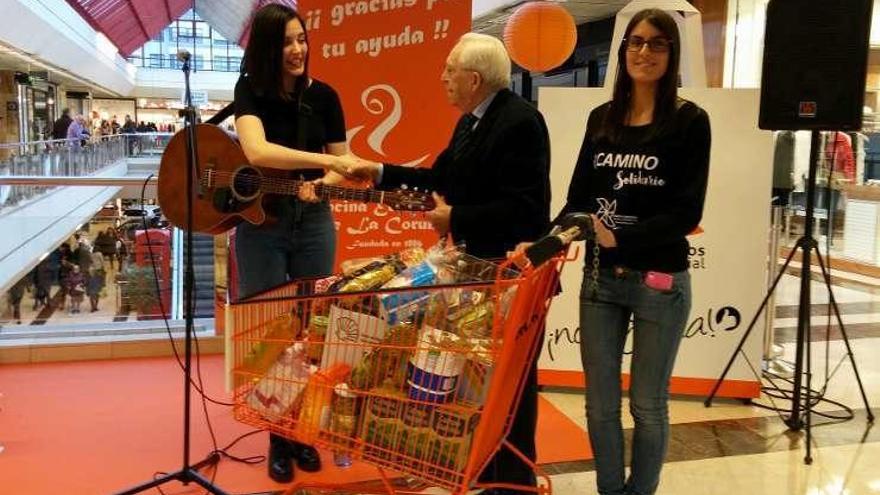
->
<box><xmin>624</xmin><ymin>37</ymin><xmax>672</xmax><ymax>53</ymax></box>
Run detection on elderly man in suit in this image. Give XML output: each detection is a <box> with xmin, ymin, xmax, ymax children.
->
<box><xmin>352</xmin><ymin>32</ymin><xmax>551</xmax><ymax>494</ymax></box>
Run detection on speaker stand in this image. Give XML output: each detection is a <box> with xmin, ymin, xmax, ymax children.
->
<box><xmin>705</xmin><ymin>130</ymin><xmax>874</xmax><ymax>464</ymax></box>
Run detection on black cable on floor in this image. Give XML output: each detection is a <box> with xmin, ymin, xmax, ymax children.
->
<box><xmin>136</xmin><ymin>174</ymin><xmax>232</xmax><ymax>406</ymax></box>
<box><xmin>748</xmin><ymin>366</ymin><xmax>856</xmax><ymax>426</ymax></box>
<box><xmin>138</xmin><ymin>175</ymin><xmax>266</xmax><ymax>491</ymax></box>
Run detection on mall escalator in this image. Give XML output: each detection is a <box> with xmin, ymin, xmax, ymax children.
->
<box><xmin>183</xmin><ymin>232</ymin><xmax>216</xmax><ymax>319</ymax></box>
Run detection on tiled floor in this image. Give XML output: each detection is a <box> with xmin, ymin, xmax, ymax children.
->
<box><xmin>550</xmin><ymin>442</ymin><xmax>880</xmax><ymax>495</ymax></box>
<box><xmin>3</xmin><ymin>241</ymin><xmax>879</xmax><ymax>493</ymax></box>
<box><xmin>540</xmin><ymin>268</ymin><xmax>880</xmax><ymax>495</ymax></box>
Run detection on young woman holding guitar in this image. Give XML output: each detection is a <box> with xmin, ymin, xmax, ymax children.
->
<box><xmin>156</xmin><ymin>3</ymin><xmax>432</xmax><ymax>483</ymax></box>
<box><xmin>233</xmin><ymin>3</ymin><xmax>356</xmax><ymax>484</ymax></box>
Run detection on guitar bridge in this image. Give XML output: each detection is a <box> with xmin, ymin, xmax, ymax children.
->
<box><xmin>204</xmin><ymin>168</ymin><xmax>215</xmax><ymax>189</ymax></box>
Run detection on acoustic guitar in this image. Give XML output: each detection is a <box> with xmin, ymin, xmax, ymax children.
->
<box><xmin>158</xmin><ymin>124</ymin><xmax>434</xmax><ymax>234</ymax></box>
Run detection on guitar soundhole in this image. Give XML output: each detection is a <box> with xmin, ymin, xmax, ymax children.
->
<box><xmin>231</xmin><ymin>166</ymin><xmax>261</xmax><ymax>202</ymax></box>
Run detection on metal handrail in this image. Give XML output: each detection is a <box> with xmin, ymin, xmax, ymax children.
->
<box><xmin>0</xmin><ymin>132</ymin><xmax>175</xmax><ymax>150</ymax></box>
<box><xmin>0</xmin><ymin>176</ymin><xmax>158</xmax><ymax>186</ymax></box>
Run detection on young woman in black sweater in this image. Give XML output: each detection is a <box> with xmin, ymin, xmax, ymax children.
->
<box><xmin>556</xmin><ymin>9</ymin><xmax>711</xmax><ymax>495</ymax></box>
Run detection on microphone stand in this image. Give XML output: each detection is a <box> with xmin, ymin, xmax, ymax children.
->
<box><xmin>113</xmin><ymin>54</ymin><xmax>230</xmax><ymax>495</ymax></box>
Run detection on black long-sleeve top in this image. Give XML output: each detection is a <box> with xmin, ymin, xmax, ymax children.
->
<box><xmin>556</xmin><ymin>100</ymin><xmax>711</xmax><ymax>272</ymax></box>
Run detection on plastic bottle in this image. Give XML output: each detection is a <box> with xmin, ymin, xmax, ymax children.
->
<box><xmin>306</xmin><ymin>315</ymin><xmax>329</xmax><ymax>365</ymax></box>
<box><xmin>330</xmin><ymin>383</ymin><xmax>358</xmax><ymax>468</ymax></box>
<box><xmin>297</xmin><ymin>363</ymin><xmax>352</xmax><ymax>440</ymax></box>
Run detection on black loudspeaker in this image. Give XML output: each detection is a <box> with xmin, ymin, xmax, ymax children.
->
<box><xmin>759</xmin><ymin>0</ymin><xmax>873</xmax><ymax>131</ymax></box>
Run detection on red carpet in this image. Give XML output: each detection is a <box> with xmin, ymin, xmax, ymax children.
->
<box><xmin>0</xmin><ymin>355</ymin><xmax>590</xmax><ymax>494</ymax></box>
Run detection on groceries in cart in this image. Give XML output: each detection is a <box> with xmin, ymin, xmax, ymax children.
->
<box><xmin>237</xmin><ymin>242</ymin><xmax>525</xmax><ymax>476</ymax></box>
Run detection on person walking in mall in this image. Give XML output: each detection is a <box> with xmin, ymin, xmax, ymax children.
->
<box><xmin>66</xmin><ymin>115</ymin><xmax>90</xmax><ymax>147</ymax></box>
<box><xmin>73</xmin><ymin>232</ymin><xmax>93</xmax><ymax>274</ymax></box>
<box><xmin>86</xmin><ymin>266</ymin><xmax>105</xmax><ymax>312</ymax></box>
<box><xmin>551</xmin><ymin>9</ymin><xmax>711</xmax><ymax>495</ymax></box>
<box><xmin>66</xmin><ymin>265</ymin><xmax>86</xmax><ymax>315</ymax></box>
<box><xmin>93</xmin><ymin>227</ymin><xmax>117</xmax><ymax>271</ymax></box>
<box><xmin>56</xmin><ymin>243</ymin><xmax>74</xmax><ymax>310</ymax></box>
<box><xmin>7</xmin><ymin>276</ymin><xmax>30</xmax><ymax>324</ymax></box>
<box><xmin>52</xmin><ymin>108</ymin><xmax>72</xmax><ymax>140</ymax></box>
<box><xmin>122</xmin><ymin>115</ymin><xmax>137</xmax><ymax>154</ymax></box>
<box><xmin>350</xmin><ymin>32</ymin><xmax>551</xmax><ymax>494</ymax></box>
<box><xmin>32</xmin><ymin>260</ymin><xmax>53</xmax><ymax>311</ymax></box>
<box><xmin>114</xmin><ymin>231</ymin><xmax>129</xmax><ymax>271</ymax></box>
<box><xmin>232</xmin><ymin>3</ymin><xmax>362</xmax><ymax>484</ymax></box>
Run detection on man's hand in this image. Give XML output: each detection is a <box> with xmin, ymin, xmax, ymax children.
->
<box><xmin>591</xmin><ymin>214</ymin><xmax>617</xmax><ymax>248</ymax></box>
<box><xmin>507</xmin><ymin>241</ymin><xmax>534</xmax><ymax>269</ymax></box>
<box><xmin>427</xmin><ymin>192</ymin><xmax>451</xmax><ymax>235</ymax></box>
<box><xmin>326</xmin><ymin>153</ymin><xmax>379</xmax><ymax>180</ymax></box>
<box><xmin>347</xmin><ymin>157</ymin><xmax>381</xmax><ymax>183</ymax></box>
<box><xmin>508</xmin><ymin>242</ymin><xmax>533</xmax><ymax>258</ymax></box>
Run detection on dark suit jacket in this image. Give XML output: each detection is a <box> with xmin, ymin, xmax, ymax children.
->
<box><xmin>381</xmin><ymin>89</ymin><xmax>551</xmax><ymax>259</ymax></box>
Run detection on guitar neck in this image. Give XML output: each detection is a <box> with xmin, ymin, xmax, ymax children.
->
<box><xmin>260</xmin><ymin>179</ymin><xmax>386</xmax><ymax>205</ymax></box>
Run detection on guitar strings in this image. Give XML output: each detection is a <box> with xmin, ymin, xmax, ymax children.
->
<box><xmin>200</xmin><ymin>170</ymin><xmax>421</xmax><ymax>201</ymax></box>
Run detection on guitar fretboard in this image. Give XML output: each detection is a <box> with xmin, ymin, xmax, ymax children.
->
<box><xmin>203</xmin><ymin>168</ymin><xmax>430</xmax><ymax>211</ymax></box>
<box><xmin>261</xmin><ymin>180</ymin><xmax>386</xmax><ymax>204</ymax></box>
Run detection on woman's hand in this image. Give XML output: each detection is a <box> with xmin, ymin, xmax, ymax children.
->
<box><xmin>591</xmin><ymin>214</ymin><xmax>617</xmax><ymax>248</ymax></box>
<box><xmin>298</xmin><ymin>169</ymin><xmax>351</xmax><ymax>202</ymax></box>
<box><xmin>321</xmin><ymin>170</ymin><xmax>347</xmax><ymax>185</ymax></box>
<box><xmin>297</xmin><ymin>178</ymin><xmax>320</xmax><ymax>203</ymax></box>
<box><xmin>326</xmin><ymin>154</ymin><xmax>358</xmax><ymax>178</ymax></box>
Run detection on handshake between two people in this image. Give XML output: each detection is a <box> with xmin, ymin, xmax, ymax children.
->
<box><xmin>295</xmin><ymin>153</ymin><xmax>381</xmax><ymax>202</ymax></box>
<box><xmin>327</xmin><ymin>153</ymin><xmax>382</xmax><ymax>183</ymax></box>
<box><xmin>297</xmin><ymin>154</ymin><xmax>453</xmax><ymax>235</ymax></box>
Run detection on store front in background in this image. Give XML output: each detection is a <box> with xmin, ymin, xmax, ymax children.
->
<box><xmin>135</xmin><ymin>97</ymin><xmax>232</xmax><ymax>132</ymax></box>
<box><xmin>11</xmin><ymin>72</ymin><xmax>58</xmax><ymax>142</ymax></box>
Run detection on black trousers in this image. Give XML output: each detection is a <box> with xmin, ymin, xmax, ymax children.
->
<box><xmin>478</xmin><ymin>333</ymin><xmax>543</xmax><ymax>493</ymax></box>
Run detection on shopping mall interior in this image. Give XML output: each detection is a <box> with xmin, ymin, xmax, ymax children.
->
<box><xmin>0</xmin><ymin>0</ymin><xmax>879</xmax><ymax>494</ymax></box>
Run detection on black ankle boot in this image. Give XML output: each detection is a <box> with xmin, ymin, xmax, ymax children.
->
<box><xmin>291</xmin><ymin>442</ymin><xmax>322</xmax><ymax>472</ymax></box>
<box><xmin>268</xmin><ymin>438</ymin><xmax>293</xmax><ymax>483</ymax></box>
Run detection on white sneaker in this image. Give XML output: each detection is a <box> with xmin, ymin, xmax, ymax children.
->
<box><xmin>771</xmin><ymin>344</ymin><xmax>784</xmax><ymax>358</ymax></box>
<box><xmin>769</xmin><ymin>358</ymin><xmax>794</xmax><ymax>379</ymax></box>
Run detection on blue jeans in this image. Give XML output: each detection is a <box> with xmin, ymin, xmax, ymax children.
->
<box><xmin>235</xmin><ymin>200</ymin><xmax>336</xmax><ymax>299</ymax></box>
<box><xmin>235</xmin><ymin>199</ymin><xmax>336</xmax><ymax>457</ymax></box>
<box><xmin>580</xmin><ymin>267</ymin><xmax>691</xmax><ymax>495</ymax></box>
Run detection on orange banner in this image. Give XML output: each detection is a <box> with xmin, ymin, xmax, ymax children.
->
<box><xmin>299</xmin><ymin>0</ymin><xmax>472</xmax><ymax>264</ymax></box>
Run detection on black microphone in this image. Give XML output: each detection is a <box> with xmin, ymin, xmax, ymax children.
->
<box><xmin>176</xmin><ymin>49</ymin><xmax>191</xmax><ymax>62</ymax></box>
<box><xmin>525</xmin><ymin>212</ymin><xmax>593</xmax><ymax>267</ymax></box>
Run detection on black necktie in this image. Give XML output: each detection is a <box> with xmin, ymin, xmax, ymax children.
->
<box><xmin>451</xmin><ymin>113</ymin><xmax>478</xmax><ymax>161</ymax></box>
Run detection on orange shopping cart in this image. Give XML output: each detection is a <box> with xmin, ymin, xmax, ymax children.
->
<box><xmin>229</xmin><ymin>249</ymin><xmax>567</xmax><ymax>495</ymax></box>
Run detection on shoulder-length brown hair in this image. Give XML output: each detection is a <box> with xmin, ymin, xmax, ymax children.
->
<box><xmin>241</xmin><ymin>3</ymin><xmax>309</xmax><ymax>102</ymax></box>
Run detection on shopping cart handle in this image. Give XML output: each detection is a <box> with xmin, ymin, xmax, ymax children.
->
<box><xmin>525</xmin><ymin>236</ymin><xmax>565</xmax><ymax>267</ymax></box>
<box><xmin>525</xmin><ymin>213</ymin><xmax>593</xmax><ymax>267</ymax></box>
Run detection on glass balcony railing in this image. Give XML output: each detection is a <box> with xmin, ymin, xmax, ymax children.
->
<box><xmin>0</xmin><ymin>136</ymin><xmax>126</xmax><ymax>213</ymax></box>
<box><xmin>126</xmin><ymin>133</ymin><xmax>174</xmax><ymax>158</ymax></box>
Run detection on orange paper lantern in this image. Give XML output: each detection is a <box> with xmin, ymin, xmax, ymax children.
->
<box><xmin>503</xmin><ymin>2</ymin><xmax>577</xmax><ymax>73</ymax></box>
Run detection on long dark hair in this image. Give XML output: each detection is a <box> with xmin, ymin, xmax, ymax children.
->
<box><xmin>241</xmin><ymin>4</ymin><xmax>309</xmax><ymax>102</ymax></box>
<box><xmin>601</xmin><ymin>8</ymin><xmax>681</xmax><ymax>143</ymax></box>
